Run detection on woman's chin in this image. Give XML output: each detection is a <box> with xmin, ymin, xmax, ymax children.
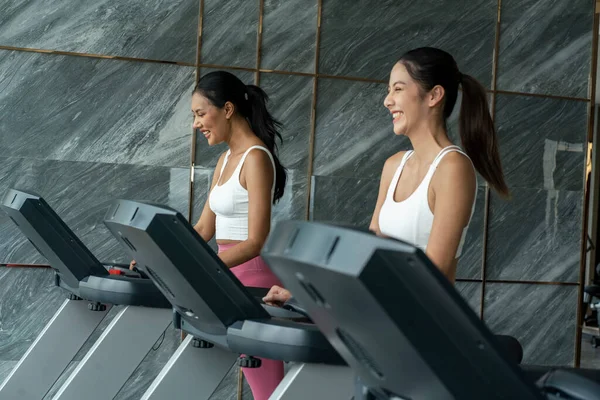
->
<box><xmin>205</xmin><ymin>135</ymin><xmax>219</xmax><ymax>146</ymax></box>
<box><xmin>393</xmin><ymin>127</ymin><xmax>407</xmax><ymax>136</ymax></box>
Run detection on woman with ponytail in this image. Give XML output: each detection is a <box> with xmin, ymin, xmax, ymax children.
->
<box><xmin>368</xmin><ymin>46</ymin><xmax>509</xmax><ymax>283</ymax></box>
<box><xmin>191</xmin><ymin>70</ymin><xmax>287</xmax><ymax>400</ymax></box>
<box><xmin>264</xmin><ymin>47</ymin><xmax>509</xmax><ymax>306</ymax></box>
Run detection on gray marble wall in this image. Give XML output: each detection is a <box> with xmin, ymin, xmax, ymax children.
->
<box><xmin>0</xmin><ymin>0</ymin><xmax>595</xmax><ymax>398</ymax></box>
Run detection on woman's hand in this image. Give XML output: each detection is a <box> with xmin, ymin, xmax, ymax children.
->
<box><xmin>262</xmin><ymin>285</ymin><xmax>292</xmax><ymax>306</ymax></box>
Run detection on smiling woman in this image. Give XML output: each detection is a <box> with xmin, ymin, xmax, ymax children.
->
<box><xmin>189</xmin><ymin>70</ymin><xmax>287</xmax><ymax>400</ymax></box>
<box><xmin>263</xmin><ymin>46</ymin><xmax>510</xmax><ymax>305</ymax></box>
<box><xmin>370</xmin><ymin>47</ymin><xmax>509</xmax><ymax>283</ymax></box>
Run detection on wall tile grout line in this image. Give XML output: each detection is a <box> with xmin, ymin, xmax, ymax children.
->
<box><xmin>188</xmin><ymin>0</ymin><xmax>205</xmax><ymax>224</ymax></box>
<box><xmin>574</xmin><ymin>5</ymin><xmax>599</xmax><ymax>369</ymax></box>
<box><xmin>0</xmin><ymin>45</ymin><xmax>198</xmax><ymax>67</ymax></box>
<box><xmin>480</xmin><ymin>0</ymin><xmax>503</xmax><ymax>321</ymax></box>
<box><xmin>494</xmin><ymin>89</ymin><xmax>590</xmax><ymax>103</ymax></box>
<box><xmin>254</xmin><ymin>0</ymin><xmax>265</xmax><ymax>86</ymax></box>
<box><xmin>304</xmin><ymin>0</ymin><xmax>323</xmax><ymax>221</ymax></box>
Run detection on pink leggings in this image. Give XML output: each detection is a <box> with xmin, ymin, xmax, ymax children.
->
<box><xmin>219</xmin><ymin>244</ymin><xmax>284</xmax><ymax>400</ymax></box>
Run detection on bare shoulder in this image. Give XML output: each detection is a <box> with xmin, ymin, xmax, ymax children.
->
<box><xmin>243</xmin><ymin>148</ymin><xmax>274</xmax><ymax>177</ymax></box>
<box><xmin>381</xmin><ymin>151</ymin><xmax>407</xmax><ymax>178</ymax></box>
<box><xmin>215</xmin><ymin>150</ymin><xmax>228</xmax><ymax>166</ymax></box>
<box><xmin>435</xmin><ymin>151</ymin><xmax>476</xmax><ymax>185</ymax></box>
<box><xmin>245</xmin><ymin>147</ymin><xmax>273</xmax><ymax>165</ymax></box>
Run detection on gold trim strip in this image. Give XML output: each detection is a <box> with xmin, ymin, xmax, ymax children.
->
<box><xmin>0</xmin><ymin>45</ymin><xmax>197</xmax><ymax>67</ymax></box>
<box><xmin>255</xmin><ymin>0</ymin><xmax>265</xmax><ymax>85</ymax></box>
<box><xmin>188</xmin><ymin>0</ymin><xmax>205</xmax><ymax>224</ymax></box>
<box><xmin>305</xmin><ymin>0</ymin><xmax>323</xmax><ymax>220</ymax></box>
<box><xmin>481</xmin><ymin>0</ymin><xmax>503</xmax><ymax>320</ymax></box>
<box><xmin>575</xmin><ymin>11</ymin><xmax>599</xmax><ymax>367</ymax></box>
<box><xmin>495</xmin><ymin>89</ymin><xmax>590</xmax><ymax>102</ymax></box>
<box><xmin>484</xmin><ymin>279</ymin><xmax>580</xmax><ymax>286</ymax></box>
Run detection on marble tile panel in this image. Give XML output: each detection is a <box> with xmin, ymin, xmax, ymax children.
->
<box><xmin>310</xmin><ymin>175</ymin><xmax>379</xmax><ymax>229</ymax></box>
<box><xmin>0</xmin><ymin>50</ymin><xmax>194</xmax><ymax>168</ymax></box>
<box><xmin>319</xmin><ymin>0</ymin><xmax>496</xmax><ymax>86</ymax></box>
<box><xmin>191</xmin><ymin>167</ymin><xmax>215</xmax><ymax>225</ymax></box>
<box><xmin>192</xmin><ymin>167</ymin><xmax>217</xmax><ymax>251</ymax></box>
<box><xmin>455</xmin><ymin>281</ymin><xmax>482</xmax><ymax>317</ymax></box>
<box><xmin>0</xmin><ymin>360</ymin><xmax>17</xmax><ymax>383</ymax></box>
<box><xmin>486</xmin><ymin>188</ymin><xmax>582</xmax><ymax>282</ymax></box>
<box><xmin>0</xmin><ymin>0</ymin><xmax>199</xmax><ymax>63</ymax></box>
<box><xmin>201</xmin><ymin>0</ymin><xmax>259</xmax><ymax>68</ymax></box>
<box><xmin>494</xmin><ymin>95</ymin><xmax>587</xmax><ymax>191</ymax></box>
<box><xmin>259</xmin><ymin>73</ymin><xmax>313</xmax><ymax>172</ymax></box>
<box><xmin>261</xmin><ymin>0</ymin><xmax>318</xmax><ymax>73</ymax></box>
<box><xmin>483</xmin><ymin>283</ymin><xmax>577</xmax><ymax>366</ymax></box>
<box><xmin>0</xmin><ymin>157</ymin><xmax>190</xmax><ymax>264</ymax></box>
<box><xmin>0</xmin><ymin>267</ymin><xmax>66</xmax><ymax>360</ymax></box>
<box><xmin>272</xmin><ymin>169</ymin><xmax>308</xmax><ymax>223</ymax></box>
<box><xmin>313</xmin><ymin>78</ymin><xmax>410</xmax><ymax>179</ymax></box>
<box><xmin>496</xmin><ymin>0</ymin><xmax>594</xmax><ymax>98</ymax></box>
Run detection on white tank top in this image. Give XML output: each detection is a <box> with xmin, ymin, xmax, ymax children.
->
<box><xmin>209</xmin><ymin>145</ymin><xmax>276</xmax><ymax>241</ymax></box>
<box><xmin>378</xmin><ymin>146</ymin><xmax>476</xmax><ymax>258</ymax></box>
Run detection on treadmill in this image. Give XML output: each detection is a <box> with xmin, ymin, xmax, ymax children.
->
<box><xmin>0</xmin><ymin>189</ymin><xmax>173</xmax><ymax>400</ymax></box>
<box><xmin>103</xmin><ymin>199</ymin><xmax>355</xmax><ymax>400</ymax></box>
<box><xmin>261</xmin><ymin>220</ymin><xmax>600</xmax><ymax>400</ymax></box>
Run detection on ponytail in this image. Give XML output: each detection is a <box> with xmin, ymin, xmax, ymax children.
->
<box><xmin>245</xmin><ymin>84</ymin><xmax>287</xmax><ymax>203</ymax></box>
<box><xmin>459</xmin><ymin>74</ymin><xmax>509</xmax><ymax>198</ymax></box>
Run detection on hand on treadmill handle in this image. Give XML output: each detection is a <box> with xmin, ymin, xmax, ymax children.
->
<box><xmin>122</xmin><ymin>260</ymin><xmax>149</xmax><ymax>279</ymax></box>
<box><xmin>262</xmin><ymin>285</ymin><xmax>292</xmax><ymax>306</ymax></box>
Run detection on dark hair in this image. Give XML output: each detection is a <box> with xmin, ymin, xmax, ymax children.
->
<box><xmin>398</xmin><ymin>47</ymin><xmax>509</xmax><ymax>197</ymax></box>
<box><xmin>193</xmin><ymin>71</ymin><xmax>287</xmax><ymax>203</ymax></box>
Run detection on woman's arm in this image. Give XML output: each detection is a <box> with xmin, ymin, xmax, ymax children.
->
<box><xmin>218</xmin><ymin>150</ymin><xmax>274</xmax><ymax>268</ymax></box>
<box><xmin>193</xmin><ymin>152</ymin><xmax>227</xmax><ymax>242</ymax></box>
<box><xmin>369</xmin><ymin>153</ymin><xmax>404</xmax><ymax>235</ymax></box>
<box><xmin>426</xmin><ymin>152</ymin><xmax>477</xmax><ymax>280</ymax></box>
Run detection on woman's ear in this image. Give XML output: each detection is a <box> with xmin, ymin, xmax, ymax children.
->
<box><xmin>224</xmin><ymin>101</ymin><xmax>235</xmax><ymax>119</ymax></box>
<box><xmin>428</xmin><ymin>85</ymin><xmax>445</xmax><ymax>108</ymax></box>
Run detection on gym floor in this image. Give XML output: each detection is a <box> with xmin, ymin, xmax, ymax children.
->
<box><xmin>581</xmin><ymin>335</ymin><xmax>600</xmax><ymax>369</ymax></box>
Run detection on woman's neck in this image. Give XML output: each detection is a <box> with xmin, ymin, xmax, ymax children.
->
<box><xmin>226</xmin><ymin>118</ymin><xmax>255</xmax><ymax>155</ymax></box>
<box><xmin>407</xmin><ymin>119</ymin><xmax>452</xmax><ymax>165</ymax></box>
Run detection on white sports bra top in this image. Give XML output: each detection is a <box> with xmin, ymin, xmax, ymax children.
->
<box><xmin>209</xmin><ymin>146</ymin><xmax>275</xmax><ymax>241</ymax></box>
<box><xmin>378</xmin><ymin>146</ymin><xmax>476</xmax><ymax>258</ymax></box>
